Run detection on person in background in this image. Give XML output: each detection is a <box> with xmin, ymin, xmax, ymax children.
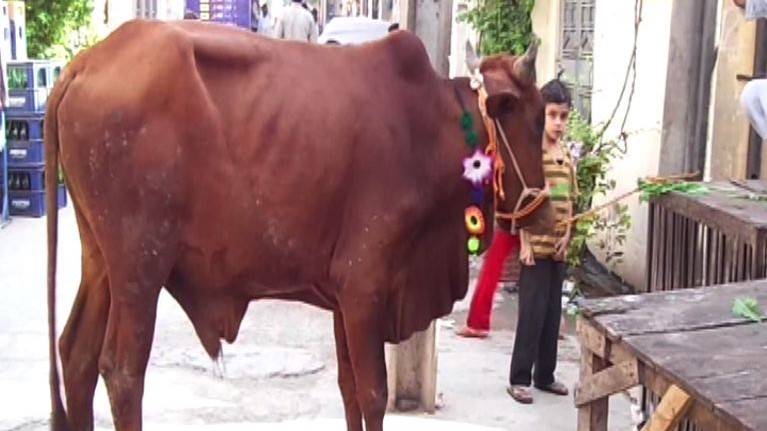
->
<box><xmin>507</xmin><ymin>79</ymin><xmax>576</xmax><ymax>405</ymax></box>
<box><xmin>311</xmin><ymin>8</ymin><xmax>320</xmax><ymax>33</ymax></box>
<box><xmin>274</xmin><ymin>0</ymin><xmax>318</xmax><ymax>43</ymax></box>
<box><xmin>251</xmin><ymin>0</ymin><xmax>261</xmax><ymax>32</ymax></box>
<box><xmin>258</xmin><ymin>3</ymin><xmax>274</xmax><ymax>36</ymax></box>
<box><xmin>734</xmin><ymin>0</ymin><xmax>767</xmax><ymax>143</ymax></box>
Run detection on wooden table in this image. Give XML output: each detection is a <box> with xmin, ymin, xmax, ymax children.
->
<box><xmin>575</xmin><ymin>280</ymin><xmax>767</xmax><ymax>431</ymax></box>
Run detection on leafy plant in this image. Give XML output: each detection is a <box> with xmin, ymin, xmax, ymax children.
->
<box><xmin>459</xmin><ymin>0</ymin><xmax>535</xmax><ymax>56</ymax></box>
<box><xmin>26</xmin><ymin>0</ymin><xmax>94</xmax><ymax>59</ymax></box>
<box><xmin>732</xmin><ymin>297</ymin><xmax>764</xmax><ymax>322</ymax></box>
<box><xmin>638</xmin><ymin>181</ymin><xmax>708</xmax><ymax>202</ymax></box>
<box><xmin>566</xmin><ymin>111</ymin><xmax>631</xmax><ymax>268</ymax></box>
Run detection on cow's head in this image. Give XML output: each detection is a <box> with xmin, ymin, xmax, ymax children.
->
<box><xmin>467</xmin><ymin>40</ymin><xmax>553</xmax><ymax>231</ymax></box>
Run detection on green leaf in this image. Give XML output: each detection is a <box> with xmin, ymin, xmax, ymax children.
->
<box><xmin>732</xmin><ymin>297</ymin><xmax>764</xmax><ymax>322</ymax></box>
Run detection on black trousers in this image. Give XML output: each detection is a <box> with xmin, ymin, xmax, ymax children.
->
<box><xmin>509</xmin><ymin>258</ymin><xmax>565</xmax><ymax>387</ymax></box>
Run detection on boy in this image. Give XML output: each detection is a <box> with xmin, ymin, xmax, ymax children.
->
<box><xmin>508</xmin><ymin>79</ymin><xmax>576</xmax><ymax>404</ymax></box>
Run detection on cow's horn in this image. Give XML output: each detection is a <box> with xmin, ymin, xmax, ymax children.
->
<box><xmin>465</xmin><ymin>40</ymin><xmax>481</xmax><ymax>72</ymax></box>
<box><xmin>513</xmin><ymin>37</ymin><xmax>540</xmax><ymax>86</ymax></box>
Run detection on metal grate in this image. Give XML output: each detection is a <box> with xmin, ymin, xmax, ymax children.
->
<box><xmin>558</xmin><ymin>0</ymin><xmax>594</xmax><ymax>121</ymax></box>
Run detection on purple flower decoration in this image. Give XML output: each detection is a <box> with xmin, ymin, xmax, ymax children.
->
<box><xmin>567</xmin><ymin>140</ymin><xmax>583</xmax><ymax>166</ymax></box>
<box><xmin>463</xmin><ymin>150</ymin><xmax>493</xmax><ymax>186</ymax></box>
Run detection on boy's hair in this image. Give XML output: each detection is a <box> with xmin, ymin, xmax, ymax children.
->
<box><xmin>540</xmin><ymin>78</ymin><xmax>572</xmax><ymax>107</ymax></box>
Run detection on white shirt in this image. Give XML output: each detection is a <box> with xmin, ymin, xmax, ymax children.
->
<box><xmin>274</xmin><ymin>3</ymin><xmax>318</xmax><ymax>43</ymax></box>
<box><xmin>258</xmin><ymin>13</ymin><xmax>274</xmax><ymax>36</ymax></box>
<box><xmin>746</xmin><ymin>0</ymin><xmax>767</xmax><ymax>20</ymax></box>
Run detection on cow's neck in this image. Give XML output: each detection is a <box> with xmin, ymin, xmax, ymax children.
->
<box><xmin>444</xmin><ymin>77</ymin><xmax>506</xmax><ymax>250</ymax></box>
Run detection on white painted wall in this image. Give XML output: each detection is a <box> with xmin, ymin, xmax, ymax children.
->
<box><xmin>588</xmin><ymin>0</ymin><xmax>674</xmax><ymax>290</ymax></box>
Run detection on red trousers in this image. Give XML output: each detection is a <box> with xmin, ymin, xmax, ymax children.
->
<box><xmin>466</xmin><ymin>230</ymin><xmax>520</xmax><ymax>331</ymax></box>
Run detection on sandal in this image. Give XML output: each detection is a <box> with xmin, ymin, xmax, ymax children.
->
<box><xmin>535</xmin><ymin>381</ymin><xmax>569</xmax><ymax>396</ymax></box>
<box><xmin>507</xmin><ymin>385</ymin><xmax>534</xmax><ymax>404</ymax></box>
<box><xmin>455</xmin><ymin>326</ymin><xmax>489</xmax><ymax>339</ymax></box>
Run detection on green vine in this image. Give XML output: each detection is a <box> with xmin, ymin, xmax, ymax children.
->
<box><xmin>460</xmin><ymin>0</ymin><xmax>535</xmax><ymax>56</ymax></box>
<box><xmin>566</xmin><ymin>111</ymin><xmax>631</xmax><ymax>268</ymax></box>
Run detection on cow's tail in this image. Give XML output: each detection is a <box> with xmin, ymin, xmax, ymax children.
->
<box><xmin>45</xmin><ymin>70</ymin><xmax>73</xmax><ymax>431</ymax></box>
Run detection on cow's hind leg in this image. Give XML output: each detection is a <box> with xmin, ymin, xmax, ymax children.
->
<box><xmin>340</xmin><ymin>296</ymin><xmax>388</xmax><ymax>431</ymax></box>
<box><xmin>333</xmin><ymin>312</ymin><xmax>363</xmax><ymax>431</ymax></box>
<box><xmin>98</xmin><ymin>252</ymin><xmax>171</xmax><ymax>431</ymax></box>
<box><xmin>59</xmin><ymin>219</ymin><xmax>110</xmax><ymax>431</ymax></box>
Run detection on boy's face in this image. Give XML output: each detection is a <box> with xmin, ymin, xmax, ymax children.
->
<box><xmin>544</xmin><ymin>103</ymin><xmax>570</xmax><ymax>143</ymax></box>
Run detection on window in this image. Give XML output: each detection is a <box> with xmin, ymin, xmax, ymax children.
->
<box><xmin>558</xmin><ymin>0</ymin><xmax>594</xmax><ymax>121</ymax></box>
<box><xmin>37</xmin><ymin>68</ymin><xmax>47</xmax><ymax>88</ymax></box>
<box><xmin>136</xmin><ymin>0</ymin><xmax>158</xmax><ymax>18</ymax></box>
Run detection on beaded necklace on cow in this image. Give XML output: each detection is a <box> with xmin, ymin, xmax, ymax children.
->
<box><xmin>458</xmin><ymin>72</ymin><xmax>549</xmax><ymax>255</ymax></box>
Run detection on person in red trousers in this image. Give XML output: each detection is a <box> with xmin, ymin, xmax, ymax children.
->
<box><xmin>456</xmin><ymin>229</ymin><xmax>520</xmax><ymax>338</ymax></box>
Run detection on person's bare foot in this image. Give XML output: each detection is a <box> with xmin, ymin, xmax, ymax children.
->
<box><xmin>455</xmin><ymin>326</ymin><xmax>489</xmax><ymax>339</ymax></box>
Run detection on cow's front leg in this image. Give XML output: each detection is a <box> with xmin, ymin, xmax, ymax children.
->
<box><xmin>340</xmin><ymin>297</ymin><xmax>388</xmax><ymax>431</ymax></box>
<box><xmin>333</xmin><ymin>312</ymin><xmax>363</xmax><ymax>431</ymax></box>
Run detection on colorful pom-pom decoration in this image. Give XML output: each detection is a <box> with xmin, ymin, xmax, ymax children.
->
<box><xmin>467</xmin><ymin>236</ymin><xmax>481</xmax><ymax>255</ymax></box>
<box><xmin>464</xmin><ymin>206</ymin><xmax>486</xmax><ymax>235</ymax></box>
<box><xmin>462</xmin><ymin>150</ymin><xmax>493</xmax><ymax>186</ymax></box>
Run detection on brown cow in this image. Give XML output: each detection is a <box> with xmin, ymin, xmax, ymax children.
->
<box><xmin>45</xmin><ymin>20</ymin><xmax>548</xmax><ymax>431</ymax></box>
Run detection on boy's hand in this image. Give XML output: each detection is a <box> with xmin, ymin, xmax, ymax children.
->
<box><xmin>554</xmin><ymin>233</ymin><xmax>571</xmax><ymax>261</ymax></box>
<box><xmin>519</xmin><ymin>243</ymin><xmax>536</xmax><ymax>266</ymax></box>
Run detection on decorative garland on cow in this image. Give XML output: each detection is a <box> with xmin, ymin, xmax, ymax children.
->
<box><xmin>459</xmin><ymin>76</ymin><xmax>506</xmax><ymax>255</ymax></box>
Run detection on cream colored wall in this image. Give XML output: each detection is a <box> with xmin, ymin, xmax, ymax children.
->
<box><xmin>706</xmin><ymin>1</ymin><xmax>757</xmax><ymax>180</ymax></box>
<box><xmin>531</xmin><ymin>0</ymin><xmax>560</xmax><ymax>83</ymax></box>
<box><xmin>589</xmin><ymin>0</ymin><xmax>674</xmax><ymax>290</ymax></box>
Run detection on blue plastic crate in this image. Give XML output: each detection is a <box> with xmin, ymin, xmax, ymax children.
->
<box><xmin>5</xmin><ymin>116</ymin><xmax>44</xmax><ymax>140</ymax></box>
<box><xmin>6</xmin><ymin>87</ymin><xmax>50</xmax><ymax>114</ymax></box>
<box><xmin>6</xmin><ymin>184</ymin><xmax>67</xmax><ymax>217</ymax></box>
<box><xmin>6</xmin><ymin>139</ymin><xmax>44</xmax><ymax>167</ymax></box>
<box><xmin>7</xmin><ymin>166</ymin><xmax>45</xmax><ymax>191</ymax></box>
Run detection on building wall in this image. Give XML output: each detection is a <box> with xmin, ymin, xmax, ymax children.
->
<box><xmin>590</xmin><ymin>0</ymin><xmax>674</xmax><ymax>290</ymax></box>
<box><xmin>531</xmin><ymin>0</ymin><xmax>560</xmax><ymax>84</ymax></box>
<box><xmin>706</xmin><ymin>1</ymin><xmax>757</xmax><ymax>180</ymax></box>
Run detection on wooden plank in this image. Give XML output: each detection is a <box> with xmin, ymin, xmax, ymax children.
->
<box><xmin>647</xmin><ymin>202</ymin><xmax>657</xmax><ymax>292</ymax></box>
<box><xmin>640</xmin><ymin>363</ymin><xmax>732</xmax><ymax>431</ymax></box>
<box><xmin>580</xmin><ymin>282</ymin><xmax>767</xmax><ymax>337</ymax></box>
<box><xmin>577</xmin><ymin>318</ymin><xmax>633</xmax><ymax>364</ymax></box>
<box><xmin>660</xmin><ymin>211</ymin><xmax>674</xmax><ymax>290</ymax></box>
<box><xmin>641</xmin><ymin>385</ymin><xmax>693</xmax><ymax>431</ymax></box>
<box><xmin>577</xmin><ymin>318</ymin><xmax>606</xmax><ymax>358</ymax></box>
<box><xmin>575</xmin><ymin>358</ymin><xmax>640</xmax><ymax>407</ymax></box>
<box><xmin>625</xmin><ymin>322</ymin><xmax>767</xmax><ymax>429</ymax></box>
<box><xmin>577</xmin><ymin>348</ymin><xmax>609</xmax><ymax>431</ymax></box>
<box><xmin>691</xmin><ymin>368</ymin><xmax>767</xmax><ymax>404</ymax></box>
<box><xmin>718</xmin><ymin>397</ymin><xmax>767</xmax><ymax>431</ymax></box>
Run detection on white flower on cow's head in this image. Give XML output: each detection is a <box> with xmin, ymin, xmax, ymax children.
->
<box><xmin>462</xmin><ymin>150</ymin><xmax>493</xmax><ymax>186</ymax></box>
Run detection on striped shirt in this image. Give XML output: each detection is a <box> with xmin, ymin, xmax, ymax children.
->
<box><xmin>528</xmin><ymin>145</ymin><xmax>578</xmax><ymax>260</ymax></box>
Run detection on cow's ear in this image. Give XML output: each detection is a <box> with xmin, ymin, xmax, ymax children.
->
<box><xmin>482</xmin><ymin>67</ymin><xmax>519</xmax><ymax>118</ymax></box>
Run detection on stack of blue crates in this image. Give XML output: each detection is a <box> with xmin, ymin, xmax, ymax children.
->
<box><xmin>3</xmin><ymin>60</ymin><xmax>67</xmax><ymax>217</ymax></box>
